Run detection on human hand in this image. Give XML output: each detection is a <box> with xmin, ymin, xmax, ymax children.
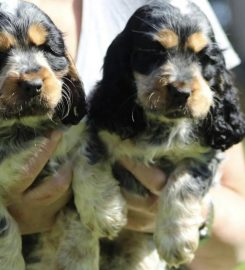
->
<box><xmin>120</xmin><ymin>158</ymin><xmax>211</xmax><ymax>232</ymax></box>
<box><xmin>119</xmin><ymin>158</ymin><xmax>166</xmax><ymax>232</ymax></box>
<box><xmin>7</xmin><ymin>131</ymin><xmax>73</xmax><ymax>235</ymax></box>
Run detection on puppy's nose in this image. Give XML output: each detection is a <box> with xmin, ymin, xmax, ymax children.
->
<box><xmin>19</xmin><ymin>79</ymin><xmax>43</xmax><ymax>97</ymax></box>
<box><xmin>168</xmin><ymin>84</ymin><xmax>191</xmax><ymax>104</ymax></box>
<box><xmin>171</xmin><ymin>81</ymin><xmax>192</xmax><ymax>95</ymax></box>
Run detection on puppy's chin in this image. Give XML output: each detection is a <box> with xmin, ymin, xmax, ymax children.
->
<box><xmin>146</xmin><ymin>106</ymin><xmax>189</xmax><ymax>121</ymax></box>
<box><xmin>147</xmin><ymin>106</ymin><xmax>210</xmax><ymax>122</ymax></box>
<box><xmin>164</xmin><ymin>109</ymin><xmax>189</xmax><ymax>119</ymax></box>
<box><xmin>0</xmin><ymin>97</ymin><xmax>55</xmax><ymax>119</ymax></box>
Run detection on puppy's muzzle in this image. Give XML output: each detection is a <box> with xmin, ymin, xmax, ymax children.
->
<box><xmin>18</xmin><ymin>78</ymin><xmax>43</xmax><ymax>98</ymax></box>
<box><xmin>168</xmin><ymin>83</ymin><xmax>191</xmax><ymax>107</ymax></box>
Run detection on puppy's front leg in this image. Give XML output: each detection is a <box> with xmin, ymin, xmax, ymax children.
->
<box><xmin>154</xmin><ymin>161</ymin><xmax>214</xmax><ymax>267</ymax></box>
<box><xmin>0</xmin><ymin>206</ymin><xmax>25</xmax><ymax>270</ymax></box>
<box><xmin>72</xmin><ymin>158</ymin><xmax>127</xmax><ymax>270</ymax></box>
<box><xmin>73</xmin><ymin>158</ymin><xmax>127</xmax><ymax>238</ymax></box>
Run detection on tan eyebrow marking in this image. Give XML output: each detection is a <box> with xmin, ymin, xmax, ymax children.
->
<box><xmin>186</xmin><ymin>32</ymin><xmax>208</xmax><ymax>53</ymax></box>
<box><xmin>0</xmin><ymin>32</ymin><xmax>16</xmax><ymax>52</ymax></box>
<box><xmin>154</xmin><ymin>29</ymin><xmax>179</xmax><ymax>48</ymax></box>
<box><xmin>28</xmin><ymin>24</ymin><xmax>48</xmax><ymax>46</ymax></box>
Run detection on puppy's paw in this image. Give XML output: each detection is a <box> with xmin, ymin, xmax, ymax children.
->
<box><xmin>154</xmin><ymin>223</ymin><xmax>200</xmax><ymax>267</ymax></box>
<box><xmin>87</xmin><ymin>194</ymin><xmax>127</xmax><ymax>239</ymax></box>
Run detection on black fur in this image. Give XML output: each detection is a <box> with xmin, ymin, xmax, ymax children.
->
<box><xmin>200</xmin><ymin>69</ymin><xmax>245</xmax><ymax>150</ymax></box>
<box><xmin>88</xmin><ymin>32</ymin><xmax>146</xmax><ymax>139</ymax></box>
<box><xmin>58</xmin><ymin>74</ymin><xmax>86</xmax><ymax>125</ymax></box>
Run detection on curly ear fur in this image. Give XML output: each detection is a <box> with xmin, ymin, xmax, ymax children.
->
<box><xmin>201</xmin><ymin>67</ymin><xmax>245</xmax><ymax>151</ymax></box>
<box><xmin>57</xmin><ymin>53</ymin><xmax>86</xmax><ymax>125</ymax></box>
<box><xmin>88</xmin><ymin>31</ymin><xmax>146</xmax><ymax>139</ymax></box>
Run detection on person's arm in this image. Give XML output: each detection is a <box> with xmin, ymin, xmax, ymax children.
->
<box><xmin>120</xmin><ymin>158</ymin><xmax>166</xmax><ymax>232</ymax></box>
<box><xmin>188</xmin><ymin>144</ymin><xmax>245</xmax><ymax>270</ymax></box>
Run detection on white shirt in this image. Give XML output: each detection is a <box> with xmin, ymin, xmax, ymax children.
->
<box><xmin>76</xmin><ymin>0</ymin><xmax>240</xmax><ymax>95</ymax></box>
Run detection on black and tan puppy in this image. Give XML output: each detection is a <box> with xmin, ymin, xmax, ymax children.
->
<box><xmin>0</xmin><ymin>1</ymin><xmax>86</xmax><ymax>269</ymax></box>
<box><xmin>73</xmin><ymin>0</ymin><xmax>245</xmax><ymax>269</ymax></box>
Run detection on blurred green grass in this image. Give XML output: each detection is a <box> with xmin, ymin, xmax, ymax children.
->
<box><xmin>235</xmin><ymin>264</ymin><xmax>245</xmax><ymax>270</ymax></box>
<box><xmin>234</xmin><ymin>143</ymin><xmax>244</xmax><ymax>270</ymax></box>
<box><xmin>234</xmin><ymin>142</ymin><xmax>245</xmax><ymax>270</ymax></box>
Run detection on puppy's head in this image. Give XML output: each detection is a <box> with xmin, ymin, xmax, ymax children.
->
<box><xmin>129</xmin><ymin>0</ymin><xmax>218</xmax><ymax>119</ymax></box>
<box><xmin>93</xmin><ymin>0</ymin><xmax>244</xmax><ymax>148</ymax></box>
<box><xmin>0</xmin><ymin>0</ymin><xmax>86</xmax><ymax>124</ymax></box>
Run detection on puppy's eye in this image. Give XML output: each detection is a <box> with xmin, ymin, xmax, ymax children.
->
<box><xmin>200</xmin><ymin>54</ymin><xmax>218</xmax><ymax>65</ymax></box>
<box><xmin>43</xmin><ymin>51</ymin><xmax>68</xmax><ymax>71</ymax></box>
<box><xmin>0</xmin><ymin>47</ymin><xmax>11</xmax><ymax>54</ymax></box>
<box><xmin>197</xmin><ymin>48</ymin><xmax>224</xmax><ymax>82</ymax></box>
<box><xmin>131</xmin><ymin>48</ymin><xmax>166</xmax><ymax>74</ymax></box>
<box><xmin>38</xmin><ymin>43</ymin><xmax>64</xmax><ymax>57</ymax></box>
<box><xmin>198</xmin><ymin>47</ymin><xmax>222</xmax><ymax>65</ymax></box>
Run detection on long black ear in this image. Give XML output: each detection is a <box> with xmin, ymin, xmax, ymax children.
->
<box><xmin>88</xmin><ymin>31</ymin><xmax>146</xmax><ymax>139</ymax></box>
<box><xmin>57</xmin><ymin>53</ymin><xmax>86</xmax><ymax>125</ymax></box>
<box><xmin>201</xmin><ymin>68</ymin><xmax>245</xmax><ymax>151</ymax></box>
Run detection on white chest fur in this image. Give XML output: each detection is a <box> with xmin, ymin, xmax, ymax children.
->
<box><xmin>98</xmin><ymin>119</ymin><xmax>209</xmax><ymax>165</ymax></box>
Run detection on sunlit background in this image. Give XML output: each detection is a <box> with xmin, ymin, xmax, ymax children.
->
<box><xmin>207</xmin><ymin>2</ymin><xmax>244</xmax><ymax>269</ymax></box>
<box><xmin>210</xmin><ymin>0</ymin><xmax>245</xmax><ymax>112</ymax></box>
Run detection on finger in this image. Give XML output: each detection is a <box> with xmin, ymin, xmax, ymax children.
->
<box><xmin>126</xmin><ymin>209</ymin><xmax>155</xmax><ymax>233</ymax></box>
<box><xmin>9</xmin><ymin>181</ymin><xmax>72</xmax><ymax>235</ymax></box>
<box><xmin>23</xmin><ymin>162</ymin><xmax>73</xmax><ymax>205</ymax></box>
<box><xmin>201</xmin><ymin>194</ymin><xmax>213</xmax><ymax>219</ymax></box>
<box><xmin>120</xmin><ymin>158</ymin><xmax>166</xmax><ymax>195</ymax></box>
<box><xmin>121</xmin><ymin>188</ymin><xmax>158</xmax><ymax>215</ymax></box>
<box><xmin>51</xmin><ymin>185</ymin><xmax>73</xmax><ymax>213</ymax></box>
<box><xmin>11</xmin><ymin>131</ymin><xmax>63</xmax><ymax>193</ymax></box>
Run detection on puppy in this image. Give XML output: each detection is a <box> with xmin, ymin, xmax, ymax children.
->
<box><xmin>0</xmin><ymin>1</ymin><xmax>86</xmax><ymax>269</ymax></box>
<box><xmin>73</xmin><ymin>0</ymin><xmax>245</xmax><ymax>269</ymax></box>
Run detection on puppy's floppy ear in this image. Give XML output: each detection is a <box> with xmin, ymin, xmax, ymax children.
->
<box><xmin>201</xmin><ymin>68</ymin><xmax>245</xmax><ymax>151</ymax></box>
<box><xmin>88</xmin><ymin>31</ymin><xmax>146</xmax><ymax>138</ymax></box>
<box><xmin>57</xmin><ymin>53</ymin><xmax>86</xmax><ymax>125</ymax></box>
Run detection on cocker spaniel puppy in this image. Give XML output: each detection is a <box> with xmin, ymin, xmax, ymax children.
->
<box><xmin>73</xmin><ymin>0</ymin><xmax>245</xmax><ymax>269</ymax></box>
<box><xmin>0</xmin><ymin>1</ymin><xmax>86</xmax><ymax>269</ymax></box>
